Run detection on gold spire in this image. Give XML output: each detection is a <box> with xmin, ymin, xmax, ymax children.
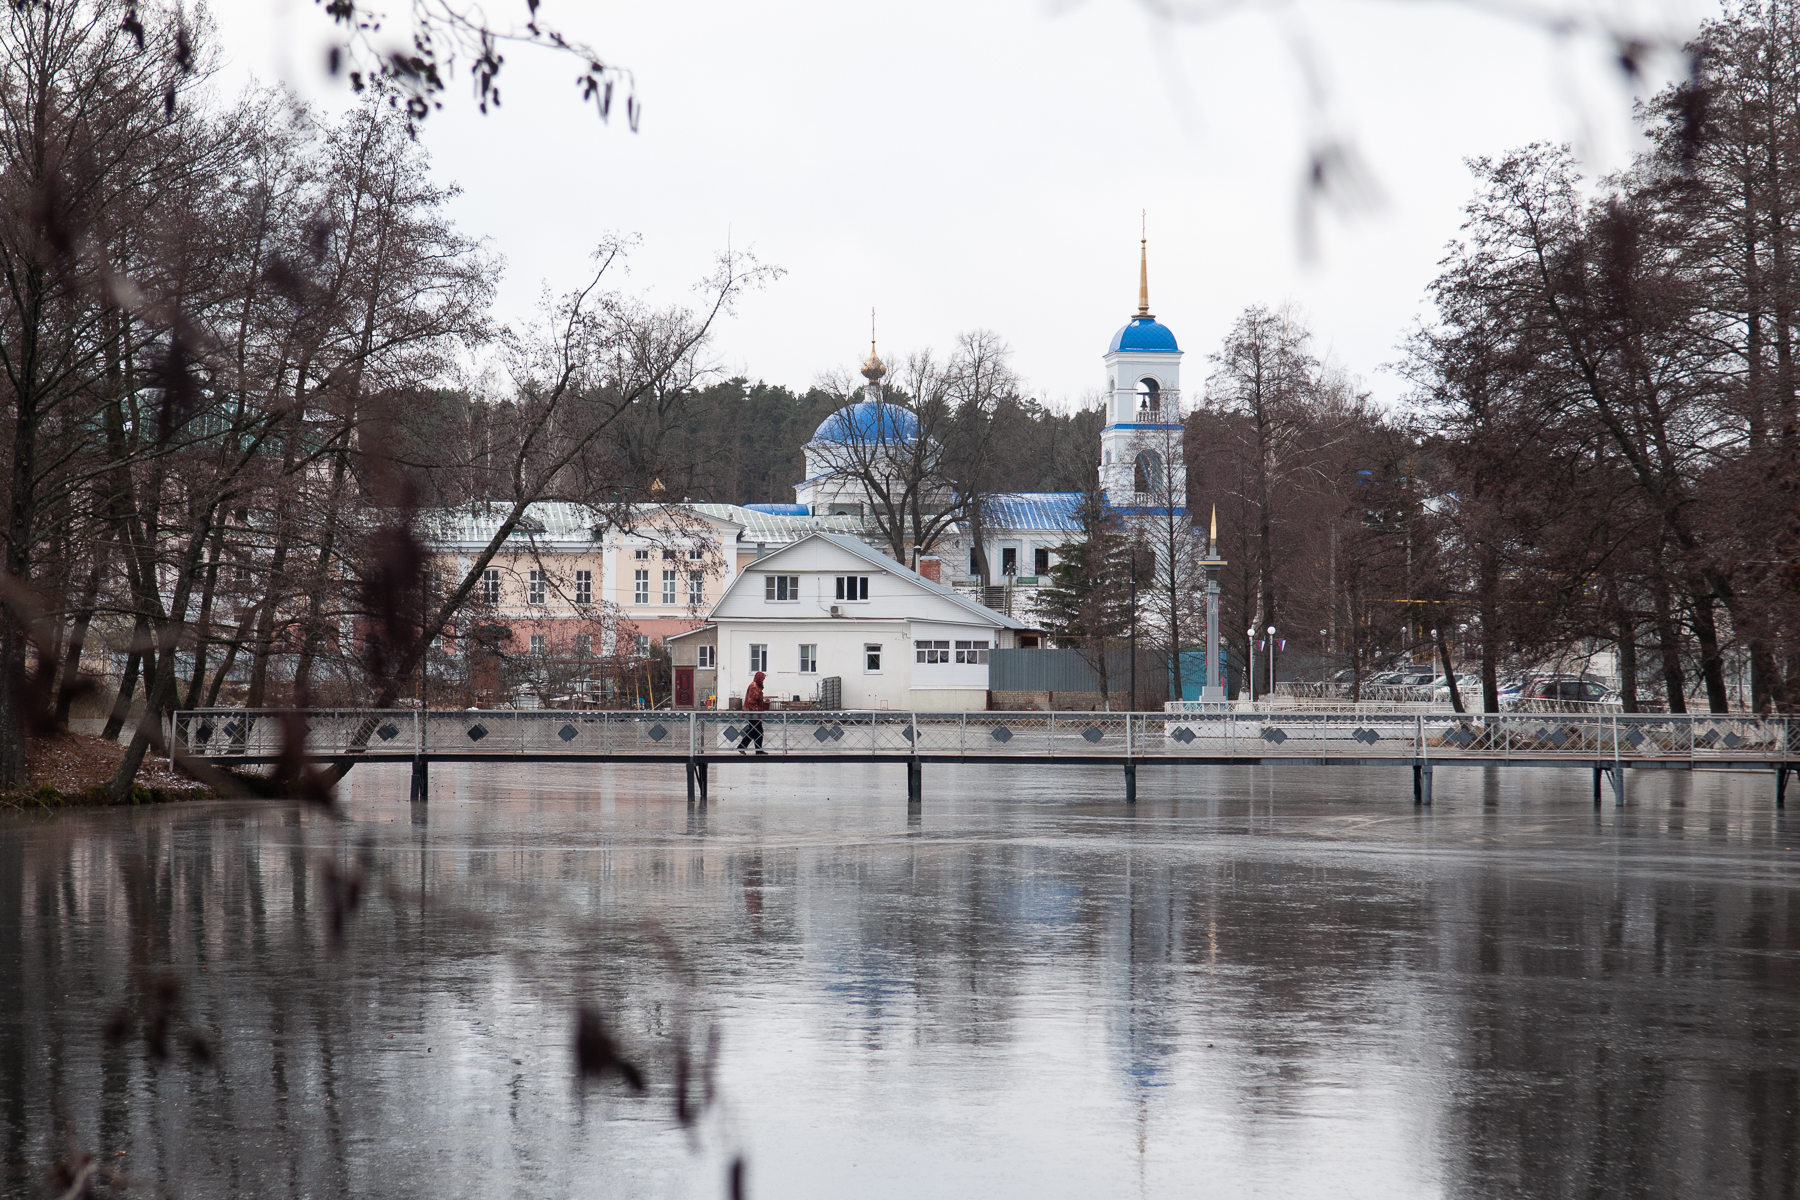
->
<box><xmin>1209</xmin><ymin>503</ymin><xmax>1217</xmax><ymax>547</ymax></box>
<box><xmin>861</xmin><ymin>307</ymin><xmax>886</xmax><ymax>382</ymax></box>
<box><xmin>1136</xmin><ymin>212</ymin><xmax>1153</xmax><ymax>320</ymax></box>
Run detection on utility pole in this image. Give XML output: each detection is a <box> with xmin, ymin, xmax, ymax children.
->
<box><xmin>1129</xmin><ymin>556</ymin><xmax>1138</xmax><ymax>711</ymax></box>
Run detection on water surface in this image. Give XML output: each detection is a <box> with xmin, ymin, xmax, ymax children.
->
<box><xmin>2</xmin><ymin>761</ymin><xmax>1796</xmax><ymax>1198</ymax></box>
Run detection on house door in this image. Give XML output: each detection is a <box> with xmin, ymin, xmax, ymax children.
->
<box><xmin>674</xmin><ymin>667</ymin><xmax>695</xmax><ymax>708</ymax></box>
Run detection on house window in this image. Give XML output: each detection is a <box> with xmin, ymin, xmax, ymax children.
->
<box><xmin>749</xmin><ymin>644</ymin><xmax>768</xmax><ymax>673</ymax></box>
<box><xmin>834</xmin><ymin>575</ymin><xmax>869</xmax><ymax>601</ymax></box>
<box><xmin>915</xmin><ymin>639</ymin><xmax>950</xmax><ymax>664</ymax></box>
<box><xmin>634</xmin><ymin>569</ymin><xmax>649</xmax><ymax>604</ymax></box>
<box><xmin>864</xmin><ymin>644</ymin><xmax>882</xmax><ymax>672</ymax></box>
<box><xmin>634</xmin><ymin>548</ymin><xmax>650</xmax><ymax>560</ymax></box>
<box><xmin>698</xmin><ymin>645</ymin><xmax>716</xmax><ymax>669</ymax></box>
<box><xmin>689</xmin><ymin>571</ymin><xmax>705</xmax><ymax>604</ymax></box>
<box><xmin>575</xmin><ymin>633</ymin><xmax>592</xmax><ymax>657</ymax></box>
<box><xmin>688</xmin><ymin>548</ymin><xmax>705</xmax><ymax>560</ymax></box>
<box><xmin>636</xmin><ymin>634</ymin><xmax>650</xmax><ymax>655</ymax></box>
<box><xmin>955</xmin><ymin>640</ymin><xmax>990</xmax><ymax>664</ymax></box>
<box><xmin>661</xmin><ymin>548</ymin><xmax>676</xmax><ymax>560</ymax></box>
<box><xmin>528</xmin><ymin>569</ymin><xmax>546</xmax><ymax>605</ymax></box>
<box><xmin>529</xmin><ymin>634</ymin><xmax>546</xmax><ymax>656</ymax></box>
<box><xmin>968</xmin><ymin>549</ymin><xmax>980</xmax><ymax>576</ymax></box>
<box><xmin>662</xmin><ymin>569</ymin><xmax>677</xmax><ymax>605</ymax></box>
<box><xmin>799</xmin><ymin>644</ymin><xmax>817</xmax><ymax>673</ymax></box>
<box><xmin>481</xmin><ymin>569</ymin><xmax>500</xmax><ymax>605</ymax></box>
<box><xmin>575</xmin><ymin>570</ymin><xmax>592</xmax><ymax>604</ymax></box>
<box><xmin>1034</xmin><ymin>548</ymin><xmax>1050</xmax><ymax>574</ymax></box>
<box><xmin>1001</xmin><ymin>548</ymin><xmax>1018</xmax><ymax>576</ymax></box>
<box><xmin>764</xmin><ymin>574</ymin><xmax>800</xmax><ymax>602</ymax></box>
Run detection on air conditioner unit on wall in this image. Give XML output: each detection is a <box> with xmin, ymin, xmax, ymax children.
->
<box><xmin>830</xmin><ymin>605</ymin><xmax>842</xmax><ymax>617</ymax></box>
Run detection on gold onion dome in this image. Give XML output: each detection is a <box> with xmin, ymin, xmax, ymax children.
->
<box><xmin>860</xmin><ymin>343</ymin><xmax>886</xmax><ymax>382</ymax></box>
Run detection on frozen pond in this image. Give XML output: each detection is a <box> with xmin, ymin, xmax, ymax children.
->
<box><xmin>2</xmin><ymin>761</ymin><xmax>1796</xmax><ymax>1198</ymax></box>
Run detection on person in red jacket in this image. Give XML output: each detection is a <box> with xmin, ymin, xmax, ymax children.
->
<box><xmin>736</xmin><ymin>670</ymin><xmax>768</xmax><ymax>753</ymax></box>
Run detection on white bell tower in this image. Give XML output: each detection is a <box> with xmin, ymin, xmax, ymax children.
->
<box><xmin>1099</xmin><ymin>236</ymin><xmax>1186</xmax><ymax>510</ymax></box>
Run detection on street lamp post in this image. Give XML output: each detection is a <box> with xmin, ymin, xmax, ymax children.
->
<box><xmin>1246</xmin><ymin>626</ymin><xmax>1256</xmax><ymax>703</ymax></box>
<box><xmin>1266</xmin><ymin>625</ymin><xmax>1277</xmax><ymax>698</ymax></box>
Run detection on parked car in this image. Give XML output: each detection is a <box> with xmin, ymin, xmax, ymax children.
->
<box><xmin>1513</xmin><ymin>677</ymin><xmax>1621</xmax><ymax>711</ymax></box>
<box><xmin>1433</xmin><ymin>675</ymin><xmax>1479</xmax><ymax>702</ymax></box>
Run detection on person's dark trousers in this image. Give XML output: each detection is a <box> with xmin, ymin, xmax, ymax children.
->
<box><xmin>736</xmin><ymin>718</ymin><xmax>764</xmax><ymax>751</ymax></box>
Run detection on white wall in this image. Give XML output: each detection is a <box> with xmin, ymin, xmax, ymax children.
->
<box><xmin>718</xmin><ymin>620</ymin><xmax>912</xmax><ymax>709</ymax></box>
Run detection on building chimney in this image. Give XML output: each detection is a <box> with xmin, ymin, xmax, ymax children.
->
<box><xmin>918</xmin><ymin>555</ymin><xmax>941</xmax><ymax>583</ymax></box>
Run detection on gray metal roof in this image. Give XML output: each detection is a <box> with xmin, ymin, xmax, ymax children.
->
<box><xmin>688</xmin><ymin>503</ymin><xmax>871</xmax><ymax>545</ymax></box>
<box><xmin>419</xmin><ymin>501</ymin><xmax>744</xmax><ymax>547</ymax></box>
<box><xmin>801</xmin><ymin>532</ymin><xmax>1027</xmax><ymax>629</ymax></box>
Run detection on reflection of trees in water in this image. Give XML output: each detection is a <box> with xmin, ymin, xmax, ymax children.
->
<box><xmin>2</xmin><ymin>783</ymin><xmax>1795</xmax><ymax>1197</ymax></box>
<box><xmin>0</xmin><ymin>805</ymin><xmax>734</xmax><ymax>1198</ymax></box>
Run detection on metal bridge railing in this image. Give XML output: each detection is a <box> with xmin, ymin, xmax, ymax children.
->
<box><xmin>173</xmin><ymin>709</ymin><xmax>1795</xmax><ymax>765</ymax></box>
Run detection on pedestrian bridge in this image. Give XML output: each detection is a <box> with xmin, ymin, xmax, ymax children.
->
<box><xmin>174</xmin><ymin>709</ymin><xmax>1795</xmax><ymax>807</ymax></box>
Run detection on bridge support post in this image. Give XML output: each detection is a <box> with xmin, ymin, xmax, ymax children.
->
<box><xmin>1776</xmin><ymin>765</ymin><xmax>1788</xmax><ymax>809</ymax></box>
<box><xmin>409</xmin><ymin>755</ymin><xmax>428</xmax><ymax>803</ymax></box>
<box><xmin>906</xmin><ymin>759</ymin><xmax>922</xmax><ymax>802</ymax></box>
<box><xmin>1124</xmin><ymin>761</ymin><xmax>1137</xmax><ymax>804</ymax></box>
<box><xmin>1413</xmin><ymin>762</ymin><xmax>1432</xmax><ymax>806</ymax></box>
<box><xmin>686</xmin><ymin>760</ymin><xmax>697</xmax><ymax>805</ymax></box>
<box><xmin>1593</xmin><ymin>766</ymin><xmax>1603</xmax><ymax>807</ymax></box>
<box><xmin>1608</xmin><ymin>765</ymin><xmax>1625</xmax><ymax>807</ymax></box>
<box><xmin>697</xmin><ymin>760</ymin><xmax>708</xmax><ymax>800</ymax></box>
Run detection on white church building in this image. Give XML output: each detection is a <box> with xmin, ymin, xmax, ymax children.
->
<box><xmin>780</xmin><ymin>238</ymin><xmax>1194</xmax><ymax>617</ymax></box>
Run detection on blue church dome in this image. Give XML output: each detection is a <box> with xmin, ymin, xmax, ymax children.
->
<box><xmin>1108</xmin><ymin>317</ymin><xmax>1179</xmax><ymax>354</ymax></box>
<box><xmin>811</xmin><ymin>400</ymin><xmax>921</xmax><ymax>444</ymax></box>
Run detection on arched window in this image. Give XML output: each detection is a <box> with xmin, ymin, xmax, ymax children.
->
<box><xmin>1134</xmin><ymin>450</ymin><xmax>1163</xmax><ymax>495</ymax></box>
<box><xmin>1134</xmin><ymin>378</ymin><xmax>1161</xmax><ymax>413</ymax></box>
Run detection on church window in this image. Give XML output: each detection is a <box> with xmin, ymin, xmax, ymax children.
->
<box><xmin>1135</xmin><ymin>378</ymin><xmax>1161</xmax><ymax>412</ymax></box>
<box><xmin>1134</xmin><ymin>450</ymin><xmax>1164</xmax><ymax>495</ymax></box>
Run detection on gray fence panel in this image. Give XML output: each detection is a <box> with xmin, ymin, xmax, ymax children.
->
<box><xmin>990</xmin><ymin>649</ymin><xmax>1100</xmax><ymax>692</ymax></box>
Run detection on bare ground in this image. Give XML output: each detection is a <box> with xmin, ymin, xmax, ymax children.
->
<box><xmin>2</xmin><ymin>729</ymin><xmax>212</xmax><ymax>809</ymax></box>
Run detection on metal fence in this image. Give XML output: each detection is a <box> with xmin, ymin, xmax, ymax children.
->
<box><xmin>175</xmin><ymin>709</ymin><xmax>1796</xmax><ymax>764</ymax></box>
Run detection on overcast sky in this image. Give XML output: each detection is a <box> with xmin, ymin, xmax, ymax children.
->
<box><xmin>210</xmin><ymin>0</ymin><xmax>1714</xmax><ymax>409</ymax></box>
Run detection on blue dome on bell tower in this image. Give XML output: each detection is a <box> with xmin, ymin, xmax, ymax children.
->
<box><xmin>1108</xmin><ymin>317</ymin><xmax>1179</xmax><ymax>353</ymax></box>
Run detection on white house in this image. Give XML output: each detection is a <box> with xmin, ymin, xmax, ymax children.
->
<box><xmin>705</xmin><ymin>532</ymin><xmax>1026</xmax><ymax>712</ymax></box>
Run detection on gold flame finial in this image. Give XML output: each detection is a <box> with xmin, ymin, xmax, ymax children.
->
<box><xmin>860</xmin><ymin>307</ymin><xmax>886</xmax><ymax>382</ymax></box>
<box><xmin>1136</xmin><ymin>212</ymin><xmax>1153</xmax><ymax>320</ymax></box>
<box><xmin>1209</xmin><ymin>503</ymin><xmax>1217</xmax><ymax>546</ymax></box>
